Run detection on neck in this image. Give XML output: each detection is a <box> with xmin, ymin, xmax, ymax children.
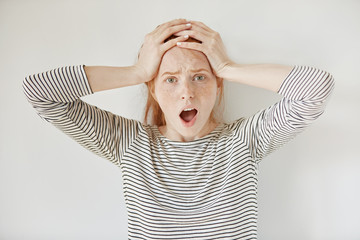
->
<box><xmin>159</xmin><ymin>120</ymin><xmax>219</xmax><ymax>142</ymax></box>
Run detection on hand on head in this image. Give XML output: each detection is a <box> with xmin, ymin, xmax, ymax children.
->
<box><xmin>135</xmin><ymin>19</ymin><xmax>191</xmax><ymax>83</ymax></box>
<box><xmin>174</xmin><ymin>21</ymin><xmax>233</xmax><ymax>77</ymax></box>
<box><xmin>135</xmin><ymin>19</ymin><xmax>233</xmax><ymax>83</ymax></box>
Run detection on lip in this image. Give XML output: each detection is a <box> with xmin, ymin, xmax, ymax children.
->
<box><xmin>178</xmin><ymin>104</ymin><xmax>198</xmax><ymax>115</ymax></box>
<box><xmin>179</xmin><ymin>105</ymin><xmax>198</xmax><ymax>127</ymax></box>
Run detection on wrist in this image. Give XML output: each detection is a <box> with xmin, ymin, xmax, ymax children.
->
<box><xmin>132</xmin><ymin>64</ymin><xmax>153</xmax><ymax>84</ymax></box>
<box><xmin>216</xmin><ymin>62</ymin><xmax>240</xmax><ymax>80</ymax></box>
<box><xmin>131</xmin><ymin>64</ymin><xmax>148</xmax><ymax>84</ymax></box>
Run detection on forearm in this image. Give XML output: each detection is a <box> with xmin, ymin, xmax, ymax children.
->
<box><xmin>23</xmin><ymin>65</ymin><xmax>136</xmax><ymax>165</ymax></box>
<box><xmin>218</xmin><ymin>63</ymin><xmax>294</xmax><ymax>93</ymax></box>
<box><xmin>84</xmin><ymin>65</ymin><xmax>144</xmax><ymax>93</ymax></box>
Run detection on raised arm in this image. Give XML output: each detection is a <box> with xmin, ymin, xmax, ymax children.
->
<box><xmin>23</xmin><ymin>19</ymin><xmax>193</xmax><ymax>164</ymax></box>
<box><xmin>175</xmin><ymin>21</ymin><xmax>294</xmax><ymax>92</ymax></box>
<box><xmin>240</xmin><ymin>65</ymin><xmax>334</xmax><ymax>160</ymax></box>
<box><xmin>176</xmin><ymin>21</ymin><xmax>335</xmax><ymax>161</ymax></box>
<box><xmin>22</xmin><ymin>65</ymin><xmax>131</xmax><ymax>165</ymax></box>
<box><xmin>86</xmin><ymin>19</ymin><xmax>192</xmax><ymax>92</ymax></box>
<box><xmin>83</xmin><ymin>65</ymin><xmax>143</xmax><ymax>92</ymax></box>
<box><xmin>215</xmin><ymin>63</ymin><xmax>293</xmax><ymax>92</ymax></box>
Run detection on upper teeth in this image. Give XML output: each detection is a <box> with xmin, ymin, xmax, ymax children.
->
<box><xmin>184</xmin><ymin>108</ymin><xmax>194</xmax><ymax>111</ymax></box>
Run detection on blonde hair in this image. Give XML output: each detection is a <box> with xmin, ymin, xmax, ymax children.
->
<box><xmin>143</xmin><ymin>36</ymin><xmax>224</xmax><ymax>126</ymax></box>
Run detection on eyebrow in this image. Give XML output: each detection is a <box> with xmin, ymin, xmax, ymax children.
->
<box><xmin>160</xmin><ymin>68</ymin><xmax>210</xmax><ymax>77</ymax></box>
<box><xmin>161</xmin><ymin>70</ymin><xmax>181</xmax><ymax>77</ymax></box>
<box><xmin>190</xmin><ymin>68</ymin><xmax>210</xmax><ymax>74</ymax></box>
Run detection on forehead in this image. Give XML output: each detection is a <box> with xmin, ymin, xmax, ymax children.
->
<box><xmin>158</xmin><ymin>47</ymin><xmax>212</xmax><ymax>73</ymax></box>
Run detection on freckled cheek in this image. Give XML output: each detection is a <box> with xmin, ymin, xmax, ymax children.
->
<box><xmin>157</xmin><ymin>88</ymin><xmax>175</xmax><ymax>101</ymax></box>
<box><xmin>155</xmin><ymin>87</ymin><xmax>177</xmax><ymax>112</ymax></box>
<box><xmin>198</xmin><ymin>85</ymin><xmax>218</xmax><ymax>112</ymax></box>
<box><xmin>197</xmin><ymin>84</ymin><xmax>217</xmax><ymax>99</ymax></box>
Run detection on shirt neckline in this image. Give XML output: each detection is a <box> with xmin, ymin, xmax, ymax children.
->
<box><xmin>151</xmin><ymin>123</ymin><xmax>225</xmax><ymax>146</ymax></box>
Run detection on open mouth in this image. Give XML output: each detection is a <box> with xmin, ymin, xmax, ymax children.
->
<box><xmin>180</xmin><ymin>108</ymin><xmax>198</xmax><ymax>123</ymax></box>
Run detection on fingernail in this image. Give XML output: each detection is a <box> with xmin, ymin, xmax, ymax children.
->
<box><xmin>184</xmin><ymin>35</ymin><xmax>189</xmax><ymax>39</ymax></box>
<box><xmin>186</xmin><ymin>23</ymin><xmax>191</xmax><ymax>27</ymax></box>
<box><xmin>177</xmin><ymin>42</ymin><xmax>182</xmax><ymax>46</ymax></box>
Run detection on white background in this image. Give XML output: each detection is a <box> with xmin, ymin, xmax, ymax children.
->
<box><xmin>1</xmin><ymin>0</ymin><xmax>359</xmax><ymax>239</ymax></box>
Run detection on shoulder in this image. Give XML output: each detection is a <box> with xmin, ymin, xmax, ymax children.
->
<box><xmin>222</xmin><ymin>118</ymin><xmax>247</xmax><ymax>133</ymax></box>
<box><xmin>134</xmin><ymin>122</ymin><xmax>160</xmax><ymax>143</ymax></box>
<box><xmin>213</xmin><ymin>118</ymin><xmax>247</xmax><ymax>142</ymax></box>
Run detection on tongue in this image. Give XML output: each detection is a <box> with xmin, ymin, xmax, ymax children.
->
<box><xmin>180</xmin><ymin>109</ymin><xmax>197</xmax><ymax>122</ymax></box>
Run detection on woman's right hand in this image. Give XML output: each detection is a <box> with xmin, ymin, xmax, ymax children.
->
<box><xmin>134</xmin><ymin>19</ymin><xmax>192</xmax><ymax>83</ymax></box>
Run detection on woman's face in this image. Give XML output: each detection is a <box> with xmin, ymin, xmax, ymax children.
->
<box><xmin>153</xmin><ymin>47</ymin><xmax>220</xmax><ymax>142</ymax></box>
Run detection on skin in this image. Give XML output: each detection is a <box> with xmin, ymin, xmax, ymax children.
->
<box><xmin>152</xmin><ymin>47</ymin><xmax>220</xmax><ymax>142</ymax></box>
<box><xmin>84</xmin><ymin>19</ymin><xmax>293</xmax><ymax>142</ymax></box>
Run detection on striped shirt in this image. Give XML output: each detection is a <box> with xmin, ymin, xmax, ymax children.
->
<box><xmin>23</xmin><ymin>65</ymin><xmax>334</xmax><ymax>239</ymax></box>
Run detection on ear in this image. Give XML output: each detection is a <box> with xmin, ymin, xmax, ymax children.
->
<box><xmin>147</xmin><ymin>80</ymin><xmax>158</xmax><ymax>102</ymax></box>
<box><xmin>151</xmin><ymin>89</ymin><xmax>158</xmax><ymax>102</ymax></box>
<box><xmin>216</xmin><ymin>77</ymin><xmax>223</xmax><ymax>95</ymax></box>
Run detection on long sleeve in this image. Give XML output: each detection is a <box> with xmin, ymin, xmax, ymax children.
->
<box><xmin>23</xmin><ymin>65</ymin><xmax>141</xmax><ymax>166</ymax></box>
<box><xmin>236</xmin><ymin>65</ymin><xmax>335</xmax><ymax>162</ymax></box>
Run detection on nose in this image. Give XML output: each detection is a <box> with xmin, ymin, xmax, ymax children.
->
<box><xmin>181</xmin><ymin>81</ymin><xmax>194</xmax><ymax>100</ymax></box>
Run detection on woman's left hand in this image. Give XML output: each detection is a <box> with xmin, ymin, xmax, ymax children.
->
<box><xmin>175</xmin><ymin>21</ymin><xmax>233</xmax><ymax>77</ymax></box>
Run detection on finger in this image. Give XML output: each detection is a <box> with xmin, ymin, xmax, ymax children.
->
<box><xmin>162</xmin><ymin>35</ymin><xmax>189</xmax><ymax>52</ymax></box>
<box><xmin>146</xmin><ymin>22</ymin><xmax>190</xmax><ymax>45</ymax></box>
<box><xmin>157</xmin><ymin>23</ymin><xmax>192</xmax><ymax>42</ymax></box>
<box><xmin>188</xmin><ymin>23</ymin><xmax>214</xmax><ymax>37</ymax></box>
<box><xmin>189</xmin><ymin>21</ymin><xmax>214</xmax><ymax>33</ymax></box>
<box><xmin>176</xmin><ymin>41</ymin><xmax>204</xmax><ymax>53</ymax></box>
<box><xmin>173</xmin><ymin>30</ymin><xmax>192</xmax><ymax>37</ymax></box>
<box><xmin>157</xmin><ymin>18</ymin><xmax>188</xmax><ymax>31</ymax></box>
<box><xmin>174</xmin><ymin>24</ymin><xmax>209</xmax><ymax>34</ymax></box>
<box><xmin>149</xmin><ymin>19</ymin><xmax>188</xmax><ymax>38</ymax></box>
<box><xmin>174</xmin><ymin>28</ymin><xmax>209</xmax><ymax>44</ymax></box>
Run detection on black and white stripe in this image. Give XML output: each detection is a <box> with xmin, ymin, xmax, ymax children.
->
<box><xmin>23</xmin><ymin>65</ymin><xmax>334</xmax><ymax>239</ymax></box>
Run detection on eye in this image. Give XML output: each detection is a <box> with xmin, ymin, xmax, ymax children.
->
<box><xmin>194</xmin><ymin>75</ymin><xmax>205</xmax><ymax>81</ymax></box>
<box><xmin>166</xmin><ymin>77</ymin><xmax>177</xmax><ymax>83</ymax></box>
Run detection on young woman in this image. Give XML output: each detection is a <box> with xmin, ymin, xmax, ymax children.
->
<box><xmin>23</xmin><ymin>19</ymin><xmax>334</xmax><ymax>239</ymax></box>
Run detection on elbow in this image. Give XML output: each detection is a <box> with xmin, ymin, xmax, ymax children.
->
<box><xmin>300</xmin><ymin>69</ymin><xmax>335</xmax><ymax>112</ymax></box>
<box><xmin>22</xmin><ymin>74</ymin><xmax>43</xmax><ymax>103</ymax></box>
<box><xmin>322</xmin><ymin>70</ymin><xmax>335</xmax><ymax>99</ymax></box>
<box><xmin>309</xmin><ymin>70</ymin><xmax>335</xmax><ymax>113</ymax></box>
<box><xmin>22</xmin><ymin>75</ymin><xmax>33</xmax><ymax>101</ymax></box>
<box><xmin>309</xmin><ymin>69</ymin><xmax>335</xmax><ymax>101</ymax></box>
